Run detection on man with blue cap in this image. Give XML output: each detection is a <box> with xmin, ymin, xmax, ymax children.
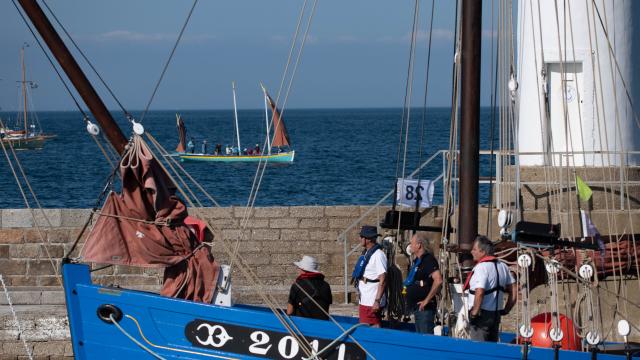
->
<box><xmin>351</xmin><ymin>225</ymin><xmax>387</xmax><ymax>327</ymax></box>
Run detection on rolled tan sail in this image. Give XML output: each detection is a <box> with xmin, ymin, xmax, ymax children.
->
<box><xmin>82</xmin><ymin>135</ymin><xmax>219</xmax><ymax>303</ymax></box>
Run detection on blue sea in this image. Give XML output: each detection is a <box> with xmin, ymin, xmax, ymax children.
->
<box><xmin>0</xmin><ymin>108</ymin><xmax>498</xmax><ymax>208</ymax></box>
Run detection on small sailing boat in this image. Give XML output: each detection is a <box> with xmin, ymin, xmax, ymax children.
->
<box><xmin>0</xmin><ymin>44</ymin><xmax>56</xmax><ymax>150</ymax></box>
<box><xmin>177</xmin><ymin>82</ymin><xmax>295</xmax><ymax>163</ymax></box>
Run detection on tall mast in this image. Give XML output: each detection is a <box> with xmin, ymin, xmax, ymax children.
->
<box><xmin>260</xmin><ymin>83</ymin><xmax>272</xmax><ymax>155</ymax></box>
<box><xmin>458</xmin><ymin>0</ymin><xmax>482</xmax><ymax>269</ymax></box>
<box><xmin>16</xmin><ymin>0</ymin><xmax>128</xmax><ymax>154</ymax></box>
<box><xmin>232</xmin><ymin>81</ymin><xmax>241</xmax><ymax>153</ymax></box>
<box><xmin>21</xmin><ymin>45</ymin><xmax>28</xmax><ymax>134</ymax></box>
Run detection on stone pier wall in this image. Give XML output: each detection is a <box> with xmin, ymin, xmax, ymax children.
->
<box><xmin>0</xmin><ymin>206</ymin><xmax>393</xmax><ymax>299</ymax></box>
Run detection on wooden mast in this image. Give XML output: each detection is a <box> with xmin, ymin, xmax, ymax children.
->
<box><xmin>16</xmin><ymin>0</ymin><xmax>128</xmax><ymax>154</ymax></box>
<box><xmin>458</xmin><ymin>0</ymin><xmax>482</xmax><ymax>269</ymax></box>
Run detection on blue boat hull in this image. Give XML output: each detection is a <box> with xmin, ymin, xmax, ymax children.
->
<box><xmin>62</xmin><ymin>263</ymin><xmax>629</xmax><ymax>359</ymax></box>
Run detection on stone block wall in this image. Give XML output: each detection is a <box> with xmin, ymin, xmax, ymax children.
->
<box><xmin>0</xmin><ymin>206</ymin><xmax>391</xmax><ymax>304</ymax></box>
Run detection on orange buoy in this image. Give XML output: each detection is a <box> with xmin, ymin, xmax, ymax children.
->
<box><xmin>518</xmin><ymin>313</ymin><xmax>582</xmax><ymax>351</ymax></box>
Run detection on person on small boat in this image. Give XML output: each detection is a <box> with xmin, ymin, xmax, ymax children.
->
<box><xmin>215</xmin><ymin>143</ymin><xmax>222</xmax><ymax>155</ymax></box>
<box><xmin>187</xmin><ymin>138</ymin><xmax>195</xmax><ymax>153</ymax></box>
<box><xmin>232</xmin><ymin>146</ymin><xmax>239</xmax><ymax>155</ymax></box>
<box><xmin>466</xmin><ymin>235</ymin><xmax>516</xmax><ymax>342</ymax></box>
<box><xmin>202</xmin><ymin>140</ymin><xmax>208</xmax><ymax>154</ymax></box>
<box><xmin>403</xmin><ymin>232</ymin><xmax>442</xmax><ymax>334</ymax></box>
<box><xmin>225</xmin><ymin>145</ymin><xmax>231</xmax><ymax>155</ymax></box>
<box><xmin>254</xmin><ymin>143</ymin><xmax>260</xmax><ymax>154</ymax></box>
<box><xmin>352</xmin><ymin>225</ymin><xmax>387</xmax><ymax>328</ymax></box>
<box><xmin>287</xmin><ymin>255</ymin><xmax>332</xmax><ymax>320</ymax></box>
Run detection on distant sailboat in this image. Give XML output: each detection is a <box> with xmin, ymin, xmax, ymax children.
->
<box><xmin>177</xmin><ymin>83</ymin><xmax>295</xmax><ymax>163</ymax></box>
<box><xmin>0</xmin><ymin>44</ymin><xmax>56</xmax><ymax>150</ymax></box>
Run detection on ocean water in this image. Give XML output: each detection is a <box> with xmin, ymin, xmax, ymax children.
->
<box><xmin>0</xmin><ymin>107</ymin><xmax>498</xmax><ymax>208</ymax></box>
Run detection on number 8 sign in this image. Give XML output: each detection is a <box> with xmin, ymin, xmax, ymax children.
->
<box><xmin>396</xmin><ymin>178</ymin><xmax>434</xmax><ymax>209</ymax></box>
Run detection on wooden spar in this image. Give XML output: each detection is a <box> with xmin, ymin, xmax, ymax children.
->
<box><xmin>16</xmin><ymin>0</ymin><xmax>128</xmax><ymax>154</ymax></box>
<box><xmin>458</xmin><ymin>0</ymin><xmax>482</xmax><ymax>269</ymax></box>
<box><xmin>232</xmin><ymin>81</ymin><xmax>241</xmax><ymax>153</ymax></box>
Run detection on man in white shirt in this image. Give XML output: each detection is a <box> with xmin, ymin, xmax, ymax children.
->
<box><xmin>354</xmin><ymin>225</ymin><xmax>387</xmax><ymax>327</ymax></box>
<box><xmin>467</xmin><ymin>235</ymin><xmax>516</xmax><ymax>342</ymax></box>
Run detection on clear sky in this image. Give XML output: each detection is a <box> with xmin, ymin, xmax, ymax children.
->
<box><xmin>0</xmin><ymin>0</ymin><xmax>501</xmax><ymax>111</ymax></box>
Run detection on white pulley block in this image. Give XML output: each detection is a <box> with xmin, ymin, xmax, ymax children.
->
<box><xmin>578</xmin><ymin>264</ymin><xmax>594</xmax><ymax>280</ymax></box>
<box><xmin>545</xmin><ymin>260</ymin><xmax>560</xmax><ymax>274</ymax></box>
<box><xmin>86</xmin><ymin>121</ymin><xmax>100</xmax><ymax>136</ymax></box>
<box><xmin>454</xmin><ymin>52</ymin><xmax>460</xmax><ymax>64</ymax></box>
<box><xmin>132</xmin><ymin>121</ymin><xmax>144</xmax><ymax>135</ymax></box>
<box><xmin>549</xmin><ymin>327</ymin><xmax>564</xmax><ymax>342</ymax></box>
<box><xmin>508</xmin><ymin>75</ymin><xmax>519</xmax><ymax>92</ymax></box>
<box><xmin>519</xmin><ymin>325</ymin><xmax>534</xmax><ymax>338</ymax></box>
<box><xmin>498</xmin><ymin>209</ymin><xmax>512</xmax><ymax>228</ymax></box>
<box><xmin>585</xmin><ymin>331</ymin><xmax>600</xmax><ymax>345</ymax></box>
<box><xmin>517</xmin><ymin>254</ymin><xmax>532</xmax><ymax>268</ymax></box>
<box><xmin>617</xmin><ymin>320</ymin><xmax>631</xmax><ymax>337</ymax></box>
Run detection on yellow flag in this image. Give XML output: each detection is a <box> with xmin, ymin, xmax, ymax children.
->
<box><xmin>576</xmin><ymin>176</ymin><xmax>593</xmax><ymax>202</ymax></box>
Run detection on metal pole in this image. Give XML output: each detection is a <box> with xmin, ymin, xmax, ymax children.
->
<box><xmin>343</xmin><ymin>234</ymin><xmax>349</xmax><ymax>304</ymax></box>
<box><xmin>232</xmin><ymin>81</ymin><xmax>241</xmax><ymax>153</ymax></box>
<box><xmin>21</xmin><ymin>46</ymin><xmax>28</xmax><ymax>134</ymax></box>
<box><xmin>458</xmin><ymin>0</ymin><xmax>482</xmax><ymax>269</ymax></box>
<box><xmin>17</xmin><ymin>0</ymin><xmax>128</xmax><ymax>154</ymax></box>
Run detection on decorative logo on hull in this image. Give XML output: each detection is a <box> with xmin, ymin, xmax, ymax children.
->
<box><xmin>185</xmin><ymin>319</ymin><xmax>365</xmax><ymax>360</ymax></box>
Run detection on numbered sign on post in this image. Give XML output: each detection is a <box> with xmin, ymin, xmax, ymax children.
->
<box><xmin>396</xmin><ymin>178</ymin><xmax>434</xmax><ymax>209</ymax></box>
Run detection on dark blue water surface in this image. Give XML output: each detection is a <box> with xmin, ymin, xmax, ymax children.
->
<box><xmin>0</xmin><ymin>108</ymin><xmax>498</xmax><ymax>208</ymax></box>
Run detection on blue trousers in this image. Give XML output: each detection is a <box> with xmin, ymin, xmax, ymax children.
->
<box><xmin>414</xmin><ymin>308</ymin><xmax>435</xmax><ymax>334</ymax></box>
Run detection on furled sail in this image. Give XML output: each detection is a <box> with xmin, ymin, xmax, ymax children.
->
<box><xmin>175</xmin><ymin>114</ymin><xmax>187</xmax><ymax>153</ymax></box>
<box><xmin>82</xmin><ymin>135</ymin><xmax>219</xmax><ymax>302</ymax></box>
<box><xmin>265</xmin><ymin>90</ymin><xmax>291</xmax><ymax>148</ymax></box>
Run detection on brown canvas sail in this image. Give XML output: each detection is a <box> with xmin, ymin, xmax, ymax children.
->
<box><xmin>82</xmin><ymin>135</ymin><xmax>219</xmax><ymax>302</ymax></box>
<box><xmin>265</xmin><ymin>90</ymin><xmax>291</xmax><ymax>148</ymax></box>
<box><xmin>175</xmin><ymin>114</ymin><xmax>187</xmax><ymax>153</ymax></box>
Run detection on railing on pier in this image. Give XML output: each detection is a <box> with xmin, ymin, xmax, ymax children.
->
<box><xmin>336</xmin><ymin>149</ymin><xmax>640</xmax><ymax>303</ymax></box>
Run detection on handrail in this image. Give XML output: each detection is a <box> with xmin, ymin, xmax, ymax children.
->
<box><xmin>337</xmin><ymin>148</ymin><xmax>640</xmax><ymax>303</ymax></box>
<box><xmin>336</xmin><ymin>150</ymin><xmax>446</xmax><ymax>243</ymax></box>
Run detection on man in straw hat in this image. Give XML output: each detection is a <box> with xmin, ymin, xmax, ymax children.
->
<box><xmin>287</xmin><ymin>255</ymin><xmax>332</xmax><ymax>320</ymax></box>
<box><xmin>352</xmin><ymin>225</ymin><xmax>387</xmax><ymax>327</ymax></box>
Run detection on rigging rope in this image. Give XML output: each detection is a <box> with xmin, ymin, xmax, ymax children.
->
<box><xmin>139</xmin><ymin>0</ymin><xmax>199</xmax><ymax>123</ymax></box>
<box><xmin>39</xmin><ymin>0</ymin><xmax>131</xmax><ymax>118</ymax></box>
<box><xmin>11</xmin><ymin>0</ymin><xmax>120</xmax><ymax>165</ymax></box>
<box><xmin>0</xmin><ymin>119</ymin><xmax>61</xmax><ymax>287</ymax></box>
<box><xmin>0</xmin><ymin>274</ymin><xmax>33</xmax><ymax>360</ymax></box>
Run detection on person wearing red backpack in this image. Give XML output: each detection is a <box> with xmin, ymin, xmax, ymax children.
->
<box><xmin>466</xmin><ymin>235</ymin><xmax>516</xmax><ymax>342</ymax></box>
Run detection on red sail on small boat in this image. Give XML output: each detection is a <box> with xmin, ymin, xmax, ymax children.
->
<box><xmin>264</xmin><ymin>89</ymin><xmax>291</xmax><ymax>149</ymax></box>
<box><xmin>175</xmin><ymin>114</ymin><xmax>187</xmax><ymax>153</ymax></box>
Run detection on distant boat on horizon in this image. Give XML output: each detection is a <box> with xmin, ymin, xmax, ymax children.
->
<box><xmin>0</xmin><ymin>44</ymin><xmax>56</xmax><ymax>150</ymax></box>
<box><xmin>175</xmin><ymin>82</ymin><xmax>295</xmax><ymax>163</ymax></box>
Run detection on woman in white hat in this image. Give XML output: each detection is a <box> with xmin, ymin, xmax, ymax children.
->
<box><xmin>286</xmin><ymin>255</ymin><xmax>332</xmax><ymax>320</ymax></box>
